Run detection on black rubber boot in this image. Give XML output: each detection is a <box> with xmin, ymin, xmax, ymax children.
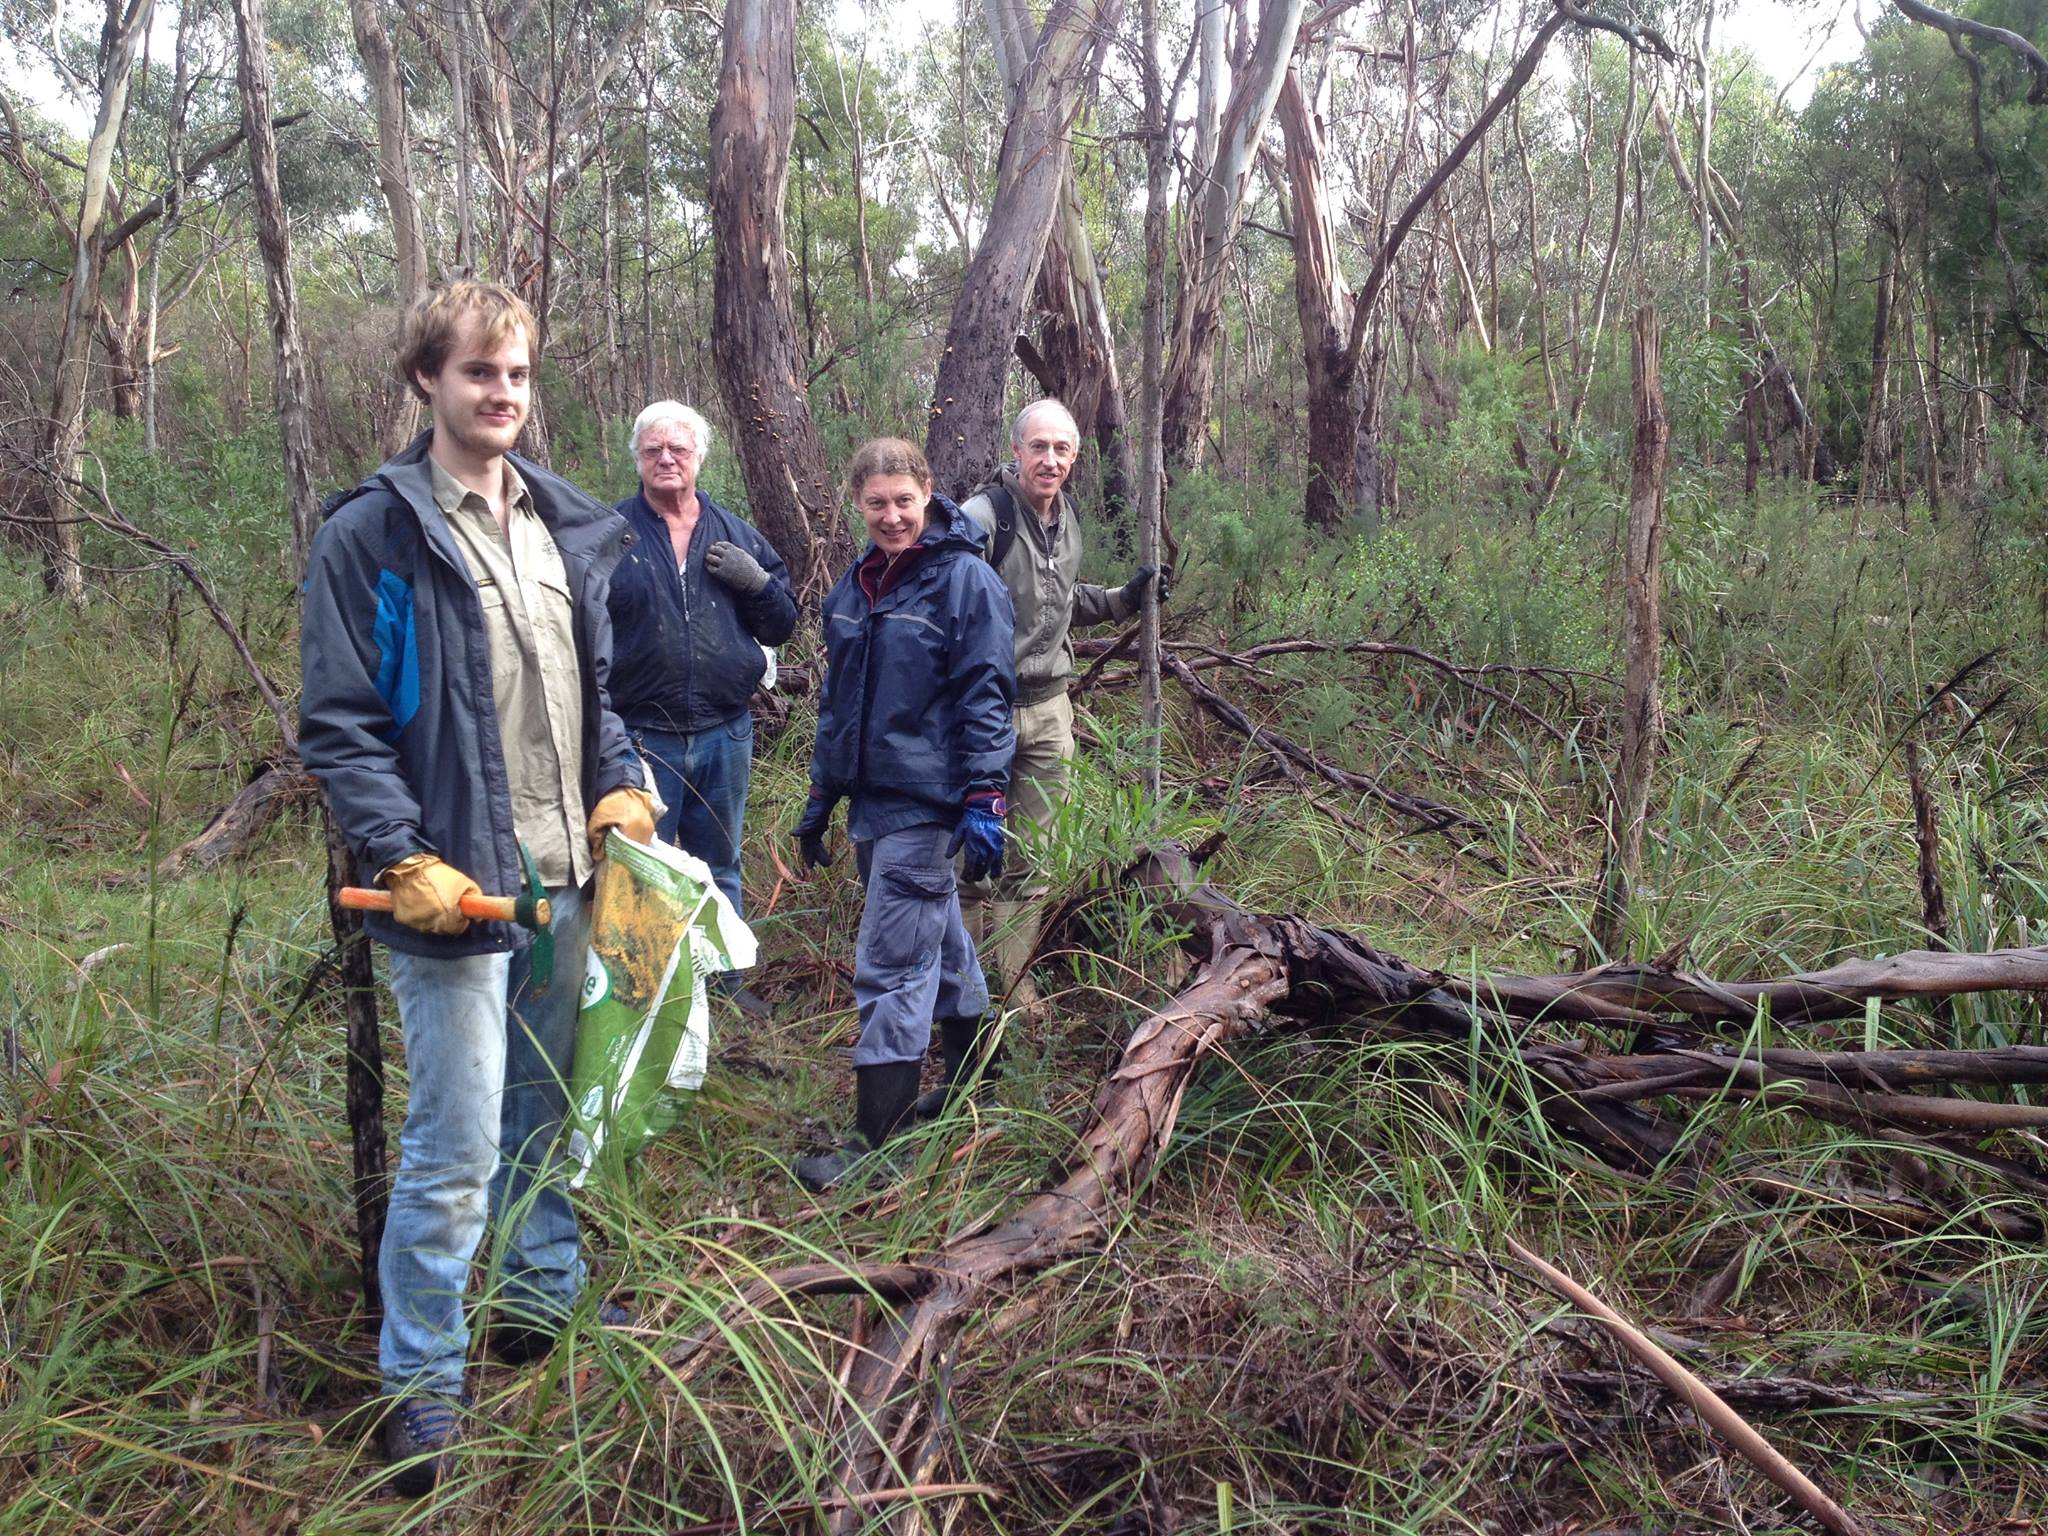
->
<box><xmin>915</xmin><ymin>1015</ymin><xmax>1001</xmax><ymax>1119</ymax></box>
<box><xmin>795</xmin><ymin>1062</ymin><xmax>921</xmax><ymax>1192</ymax></box>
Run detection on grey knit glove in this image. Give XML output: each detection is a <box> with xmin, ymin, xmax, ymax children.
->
<box><xmin>704</xmin><ymin>540</ymin><xmax>770</xmax><ymax>595</ymax></box>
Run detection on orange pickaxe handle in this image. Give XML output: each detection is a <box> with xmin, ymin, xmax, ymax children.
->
<box><xmin>338</xmin><ymin>887</ymin><xmax>552</xmax><ymax>928</ymax></box>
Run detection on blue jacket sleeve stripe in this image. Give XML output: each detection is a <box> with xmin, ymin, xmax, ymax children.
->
<box><xmin>372</xmin><ymin>568</ymin><xmax>421</xmax><ymax>741</ymax></box>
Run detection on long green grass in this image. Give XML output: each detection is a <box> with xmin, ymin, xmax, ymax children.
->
<box><xmin>2</xmin><ymin>442</ymin><xmax>2046</xmax><ymax>1530</ymax></box>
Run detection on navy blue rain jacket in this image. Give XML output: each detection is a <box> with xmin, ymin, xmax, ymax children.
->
<box><xmin>606</xmin><ymin>489</ymin><xmax>798</xmax><ymax>735</ymax></box>
<box><xmin>810</xmin><ymin>496</ymin><xmax>1017</xmax><ymax>830</ymax></box>
<box><xmin>298</xmin><ymin>434</ymin><xmax>643</xmax><ymax>957</ymax></box>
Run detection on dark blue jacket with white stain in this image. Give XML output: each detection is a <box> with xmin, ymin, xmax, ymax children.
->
<box><xmin>606</xmin><ymin>488</ymin><xmax>798</xmax><ymax>736</ymax></box>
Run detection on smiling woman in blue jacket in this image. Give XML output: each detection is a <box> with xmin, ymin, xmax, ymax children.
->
<box><xmin>791</xmin><ymin>437</ymin><xmax>1017</xmax><ymax>1190</ymax></box>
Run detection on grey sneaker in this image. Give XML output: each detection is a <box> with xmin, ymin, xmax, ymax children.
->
<box><xmin>382</xmin><ymin>1395</ymin><xmax>463</xmax><ymax>1497</ymax></box>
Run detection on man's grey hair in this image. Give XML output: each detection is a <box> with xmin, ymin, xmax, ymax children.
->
<box><xmin>1011</xmin><ymin>398</ymin><xmax>1080</xmax><ymax>449</ymax></box>
<box><xmin>631</xmin><ymin>401</ymin><xmax>712</xmax><ymax>458</ymax></box>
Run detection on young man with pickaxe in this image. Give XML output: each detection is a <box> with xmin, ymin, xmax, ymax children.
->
<box><xmin>299</xmin><ymin>280</ymin><xmax>654</xmax><ymax>1495</ymax></box>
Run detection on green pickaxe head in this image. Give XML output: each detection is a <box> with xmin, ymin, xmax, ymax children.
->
<box><xmin>514</xmin><ymin>842</ymin><xmax>554</xmax><ymax>993</ymax></box>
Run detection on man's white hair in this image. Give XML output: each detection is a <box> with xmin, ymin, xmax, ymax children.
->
<box><xmin>1011</xmin><ymin>398</ymin><xmax>1080</xmax><ymax>449</ymax></box>
<box><xmin>631</xmin><ymin>401</ymin><xmax>712</xmax><ymax>458</ymax></box>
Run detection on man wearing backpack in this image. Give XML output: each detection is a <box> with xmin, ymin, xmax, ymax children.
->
<box><xmin>940</xmin><ymin>399</ymin><xmax>1164</xmax><ymax>1103</ymax></box>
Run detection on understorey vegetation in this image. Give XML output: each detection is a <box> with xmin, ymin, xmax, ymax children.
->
<box><xmin>2</xmin><ymin>415</ymin><xmax>2046</xmax><ymax>1531</ymax></box>
<box><xmin>7</xmin><ymin>0</ymin><xmax>2048</xmax><ymax>1527</ymax></box>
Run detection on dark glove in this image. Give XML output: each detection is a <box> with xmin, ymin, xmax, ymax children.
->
<box><xmin>794</xmin><ymin>792</ymin><xmax>837</xmax><ymax>870</ymax></box>
<box><xmin>1121</xmin><ymin>564</ymin><xmax>1171</xmax><ymax>609</ymax></box>
<box><xmin>704</xmin><ymin>540</ymin><xmax>771</xmax><ymax>595</ymax></box>
<box><xmin>947</xmin><ymin>796</ymin><xmax>1007</xmax><ymax>883</ymax></box>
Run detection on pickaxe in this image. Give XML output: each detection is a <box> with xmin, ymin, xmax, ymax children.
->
<box><xmin>339</xmin><ymin>843</ymin><xmax>556</xmax><ymax>991</ymax></box>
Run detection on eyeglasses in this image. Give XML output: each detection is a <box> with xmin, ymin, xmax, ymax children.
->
<box><xmin>637</xmin><ymin>443</ymin><xmax>697</xmax><ymax>463</ymax></box>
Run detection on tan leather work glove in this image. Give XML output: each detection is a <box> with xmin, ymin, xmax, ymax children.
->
<box><xmin>587</xmin><ymin>786</ymin><xmax>657</xmax><ymax>859</ymax></box>
<box><xmin>381</xmin><ymin>852</ymin><xmax>482</xmax><ymax>935</ymax></box>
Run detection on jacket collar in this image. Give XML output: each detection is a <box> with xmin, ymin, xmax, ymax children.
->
<box><xmin>375</xmin><ymin>430</ymin><xmax>628</xmax><ymax>568</ymax></box>
<box><xmin>997</xmin><ymin>462</ymin><xmax>1071</xmax><ymax>544</ymax></box>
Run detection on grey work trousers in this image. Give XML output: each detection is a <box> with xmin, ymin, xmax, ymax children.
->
<box><xmin>852</xmin><ymin>822</ymin><xmax>990</xmax><ymax>1067</ymax></box>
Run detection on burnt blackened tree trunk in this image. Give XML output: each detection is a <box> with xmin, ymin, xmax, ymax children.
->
<box><xmin>1278</xmin><ymin>65</ymin><xmax>1371</xmax><ymax>533</ymax></box>
<box><xmin>924</xmin><ymin>0</ymin><xmax>1121</xmax><ymax>497</ymax></box>
<box><xmin>709</xmin><ymin>0</ymin><xmax>843</xmax><ymax>595</ymax></box>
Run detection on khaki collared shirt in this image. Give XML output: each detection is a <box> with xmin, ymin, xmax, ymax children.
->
<box><xmin>430</xmin><ymin>456</ymin><xmax>590</xmax><ymax>887</ymax></box>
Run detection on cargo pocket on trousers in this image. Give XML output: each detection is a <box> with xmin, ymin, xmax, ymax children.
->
<box><xmin>868</xmin><ymin>864</ymin><xmax>954</xmax><ymax>977</ymax></box>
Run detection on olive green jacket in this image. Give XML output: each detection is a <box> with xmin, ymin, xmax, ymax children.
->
<box><xmin>961</xmin><ymin>464</ymin><xmax>1133</xmax><ymax>705</ymax></box>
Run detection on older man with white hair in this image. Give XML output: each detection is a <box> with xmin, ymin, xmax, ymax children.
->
<box><xmin>606</xmin><ymin>401</ymin><xmax>796</xmax><ymax>1018</ymax></box>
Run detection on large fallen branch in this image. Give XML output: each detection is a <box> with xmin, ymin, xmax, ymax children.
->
<box><xmin>678</xmin><ymin>847</ymin><xmax>2048</xmax><ymax>1530</ymax></box>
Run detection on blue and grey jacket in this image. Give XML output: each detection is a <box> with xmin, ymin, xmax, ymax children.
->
<box><xmin>298</xmin><ymin>433</ymin><xmax>643</xmax><ymax>957</ymax></box>
<box><xmin>810</xmin><ymin>495</ymin><xmax>1017</xmax><ymax>839</ymax></box>
<box><xmin>606</xmin><ymin>488</ymin><xmax>798</xmax><ymax>736</ymax></box>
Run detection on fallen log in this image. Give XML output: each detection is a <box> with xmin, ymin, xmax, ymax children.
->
<box><xmin>1453</xmin><ymin>945</ymin><xmax>2048</xmax><ymax>1026</ymax></box>
<box><xmin>102</xmin><ymin>762</ymin><xmax>317</xmax><ymax>885</ymax></box>
<box><xmin>679</xmin><ymin>846</ymin><xmax>2048</xmax><ymax>1529</ymax></box>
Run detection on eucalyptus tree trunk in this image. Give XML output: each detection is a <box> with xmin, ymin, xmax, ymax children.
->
<box><xmin>1282</xmin><ymin>8</ymin><xmax>1574</xmax><ymax>530</ymax></box>
<box><xmin>143</xmin><ymin>0</ymin><xmax>196</xmax><ymax>455</ymax></box>
<box><xmin>1136</xmin><ymin>0</ymin><xmax>1168</xmax><ymax>798</ymax></box>
<box><xmin>924</xmin><ymin>0</ymin><xmax>1122</xmax><ymax>496</ymax></box>
<box><xmin>1858</xmin><ymin>247</ymin><xmax>1898</xmax><ymax>520</ymax></box>
<box><xmin>232</xmin><ymin>0</ymin><xmax>322</xmax><ymax>572</ymax></box>
<box><xmin>1277</xmin><ymin>65</ymin><xmax>1368</xmax><ymax>532</ymax></box>
<box><xmin>349</xmin><ymin>0</ymin><xmax>429</xmax><ymax>303</ymax></box>
<box><xmin>1159</xmin><ymin>0</ymin><xmax>1308</xmax><ymax>471</ymax></box>
<box><xmin>987</xmin><ymin>0</ymin><xmax>1136</xmax><ymax>524</ymax></box>
<box><xmin>446</xmin><ymin>0</ymin><xmax>478</xmax><ymax>273</ymax></box>
<box><xmin>709</xmin><ymin>0</ymin><xmax>842</xmax><ymax>594</ymax></box>
<box><xmin>37</xmin><ymin>0</ymin><xmax>155</xmax><ymax>604</ymax></box>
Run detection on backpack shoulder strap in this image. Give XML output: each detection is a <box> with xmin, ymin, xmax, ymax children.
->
<box><xmin>974</xmin><ymin>482</ymin><xmax>1019</xmax><ymax>569</ymax></box>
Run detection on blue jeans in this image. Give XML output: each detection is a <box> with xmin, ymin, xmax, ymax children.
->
<box><xmin>637</xmin><ymin>715</ymin><xmax>752</xmax><ymax>919</ymax></box>
<box><xmin>851</xmin><ymin>823</ymin><xmax>989</xmax><ymax>1067</ymax></box>
<box><xmin>378</xmin><ymin>882</ymin><xmax>591</xmax><ymax>1397</ymax></box>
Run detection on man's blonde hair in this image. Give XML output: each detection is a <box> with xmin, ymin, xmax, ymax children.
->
<box><xmin>396</xmin><ymin>280</ymin><xmax>535</xmax><ymax>401</ymax></box>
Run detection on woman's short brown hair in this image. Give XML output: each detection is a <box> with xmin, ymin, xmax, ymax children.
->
<box><xmin>844</xmin><ymin>437</ymin><xmax>932</xmax><ymax>502</ymax></box>
<box><xmin>396</xmin><ymin>281</ymin><xmax>535</xmax><ymax>401</ymax></box>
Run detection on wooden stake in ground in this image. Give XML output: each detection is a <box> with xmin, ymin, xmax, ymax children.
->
<box><xmin>1593</xmin><ymin>303</ymin><xmax>1669</xmax><ymax>956</ymax></box>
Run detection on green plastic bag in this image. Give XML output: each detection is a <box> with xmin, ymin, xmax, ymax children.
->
<box><xmin>566</xmin><ymin>832</ymin><xmax>756</xmax><ymax>1186</ymax></box>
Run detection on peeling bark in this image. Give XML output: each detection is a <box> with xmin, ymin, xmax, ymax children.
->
<box><xmin>926</xmin><ymin>0</ymin><xmax>1121</xmax><ymax>497</ymax></box>
<box><xmin>709</xmin><ymin>0</ymin><xmax>842</xmax><ymax>595</ymax></box>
